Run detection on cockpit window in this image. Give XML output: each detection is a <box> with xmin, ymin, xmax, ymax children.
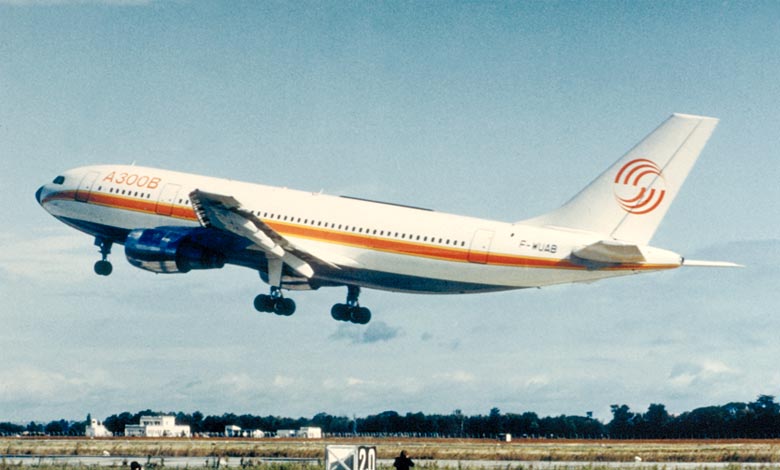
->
<box><xmin>52</xmin><ymin>176</ymin><xmax>65</xmax><ymax>184</ymax></box>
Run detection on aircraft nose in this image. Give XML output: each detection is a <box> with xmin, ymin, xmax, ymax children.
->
<box><xmin>35</xmin><ymin>186</ymin><xmax>44</xmax><ymax>205</ymax></box>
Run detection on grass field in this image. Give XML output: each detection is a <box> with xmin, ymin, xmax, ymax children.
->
<box><xmin>4</xmin><ymin>437</ymin><xmax>780</xmax><ymax>465</ymax></box>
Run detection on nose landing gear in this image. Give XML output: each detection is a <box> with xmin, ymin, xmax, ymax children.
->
<box><xmin>93</xmin><ymin>238</ymin><xmax>113</xmax><ymax>276</ymax></box>
<box><xmin>331</xmin><ymin>285</ymin><xmax>371</xmax><ymax>324</ymax></box>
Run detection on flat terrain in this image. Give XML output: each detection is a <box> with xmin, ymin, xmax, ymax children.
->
<box><xmin>4</xmin><ymin>437</ymin><xmax>780</xmax><ymax>463</ymax></box>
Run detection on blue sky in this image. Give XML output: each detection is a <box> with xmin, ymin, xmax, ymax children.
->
<box><xmin>1</xmin><ymin>1</ymin><xmax>778</xmax><ymax>423</ymax></box>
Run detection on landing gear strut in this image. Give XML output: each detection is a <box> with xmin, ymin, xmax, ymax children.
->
<box><xmin>331</xmin><ymin>285</ymin><xmax>371</xmax><ymax>324</ymax></box>
<box><xmin>93</xmin><ymin>237</ymin><xmax>113</xmax><ymax>276</ymax></box>
<box><xmin>254</xmin><ymin>260</ymin><xmax>296</xmax><ymax>316</ymax></box>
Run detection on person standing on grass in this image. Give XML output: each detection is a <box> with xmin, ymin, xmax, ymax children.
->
<box><xmin>393</xmin><ymin>450</ymin><xmax>414</xmax><ymax>470</ymax></box>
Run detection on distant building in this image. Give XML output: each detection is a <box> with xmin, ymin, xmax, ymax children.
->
<box><xmin>298</xmin><ymin>427</ymin><xmax>322</xmax><ymax>438</ymax></box>
<box><xmin>86</xmin><ymin>418</ymin><xmax>112</xmax><ymax>438</ymax></box>
<box><xmin>225</xmin><ymin>425</ymin><xmax>242</xmax><ymax>437</ymax></box>
<box><xmin>225</xmin><ymin>425</ymin><xmax>265</xmax><ymax>438</ymax></box>
<box><xmin>125</xmin><ymin>415</ymin><xmax>191</xmax><ymax>437</ymax></box>
<box><xmin>277</xmin><ymin>427</ymin><xmax>322</xmax><ymax>439</ymax></box>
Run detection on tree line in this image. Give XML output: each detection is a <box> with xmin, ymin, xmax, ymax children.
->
<box><xmin>2</xmin><ymin>395</ymin><xmax>780</xmax><ymax>439</ymax></box>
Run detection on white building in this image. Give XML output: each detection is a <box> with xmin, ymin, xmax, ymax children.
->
<box><xmin>298</xmin><ymin>427</ymin><xmax>322</xmax><ymax>438</ymax></box>
<box><xmin>225</xmin><ymin>425</ymin><xmax>265</xmax><ymax>438</ymax></box>
<box><xmin>276</xmin><ymin>427</ymin><xmax>322</xmax><ymax>438</ymax></box>
<box><xmin>86</xmin><ymin>418</ymin><xmax>112</xmax><ymax>438</ymax></box>
<box><xmin>125</xmin><ymin>415</ymin><xmax>191</xmax><ymax>437</ymax></box>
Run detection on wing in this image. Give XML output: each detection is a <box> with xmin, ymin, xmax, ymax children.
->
<box><xmin>189</xmin><ymin>189</ymin><xmax>338</xmax><ymax>278</ymax></box>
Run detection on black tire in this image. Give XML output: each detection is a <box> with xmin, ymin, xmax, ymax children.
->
<box><xmin>94</xmin><ymin>260</ymin><xmax>112</xmax><ymax>276</ymax></box>
<box><xmin>253</xmin><ymin>294</ymin><xmax>274</xmax><ymax>312</ymax></box>
<box><xmin>331</xmin><ymin>303</ymin><xmax>349</xmax><ymax>321</ymax></box>
<box><xmin>274</xmin><ymin>297</ymin><xmax>296</xmax><ymax>316</ymax></box>
<box><xmin>350</xmin><ymin>307</ymin><xmax>371</xmax><ymax>325</ymax></box>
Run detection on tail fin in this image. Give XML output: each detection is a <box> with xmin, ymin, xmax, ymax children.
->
<box><xmin>523</xmin><ymin>113</ymin><xmax>719</xmax><ymax>244</ymax></box>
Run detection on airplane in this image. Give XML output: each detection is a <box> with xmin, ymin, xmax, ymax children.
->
<box><xmin>36</xmin><ymin>113</ymin><xmax>739</xmax><ymax>324</ymax></box>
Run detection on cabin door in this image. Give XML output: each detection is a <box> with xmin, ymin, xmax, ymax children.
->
<box><xmin>75</xmin><ymin>171</ymin><xmax>100</xmax><ymax>203</ymax></box>
<box><xmin>468</xmin><ymin>229</ymin><xmax>494</xmax><ymax>264</ymax></box>
<box><xmin>155</xmin><ymin>184</ymin><xmax>181</xmax><ymax>216</ymax></box>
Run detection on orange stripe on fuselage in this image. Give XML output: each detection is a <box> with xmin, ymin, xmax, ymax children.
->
<box><xmin>48</xmin><ymin>190</ymin><xmax>677</xmax><ymax>273</ymax></box>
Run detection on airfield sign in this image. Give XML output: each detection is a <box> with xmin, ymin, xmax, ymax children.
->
<box><xmin>326</xmin><ymin>445</ymin><xmax>376</xmax><ymax>470</ymax></box>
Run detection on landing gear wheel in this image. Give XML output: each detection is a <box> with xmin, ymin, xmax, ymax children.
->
<box><xmin>330</xmin><ymin>301</ymin><xmax>371</xmax><ymax>324</ymax></box>
<box><xmin>254</xmin><ymin>293</ymin><xmax>296</xmax><ymax>316</ymax></box>
<box><xmin>330</xmin><ymin>286</ymin><xmax>372</xmax><ymax>324</ymax></box>
<box><xmin>274</xmin><ymin>298</ymin><xmax>296</xmax><ymax>316</ymax></box>
<box><xmin>350</xmin><ymin>307</ymin><xmax>371</xmax><ymax>325</ymax></box>
<box><xmin>331</xmin><ymin>303</ymin><xmax>350</xmax><ymax>321</ymax></box>
<box><xmin>94</xmin><ymin>260</ymin><xmax>113</xmax><ymax>276</ymax></box>
<box><xmin>93</xmin><ymin>237</ymin><xmax>113</xmax><ymax>276</ymax></box>
<box><xmin>254</xmin><ymin>294</ymin><xmax>275</xmax><ymax>312</ymax></box>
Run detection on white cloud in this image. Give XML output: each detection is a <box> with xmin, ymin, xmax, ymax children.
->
<box><xmin>668</xmin><ymin>360</ymin><xmax>739</xmax><ymax>389</ymax></box>
<box><xmin>0</xmin><ymin>230</ymin><xmax>95</xmax><ymax>283</ymax></box>
<box><xmin>0</xmin><ymin>365</ymin><xmax>114</xmax><ymax>403</ymax></box>
<box><xmin>433</xmin><ymin>371</ymin><xmax>475</xmax><ymax>383</ymax></box>
<box><xmin>272</xmin><ymin>375</ymin><xmax>296</xmax><ymax>388</ymax></box>
<box><xmin>346</xmin><ymin>377</ymin><xmax>369</xmax><ymax>387</ymax></box>
<box><xmin>525</xmin><ymin>375</ymin><xmax>551</xmax><ymax>387</ymax></box>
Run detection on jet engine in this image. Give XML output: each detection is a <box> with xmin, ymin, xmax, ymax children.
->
<box><xmin>124</xmin><ymin>228</ymin><xmax>225</xmax><ymax>273</ymax></box>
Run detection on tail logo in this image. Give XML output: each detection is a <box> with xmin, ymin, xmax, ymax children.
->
<box><xmin>613</xmin><ymin>158</ymin><xmax>666</xmax><ymax>215</ymax></box>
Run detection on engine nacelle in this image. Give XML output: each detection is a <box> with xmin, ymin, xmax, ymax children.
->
<box><xmin>124</xmin><ymin>228</ymin><xmax>225</xmax><ymax>274</ymax></box>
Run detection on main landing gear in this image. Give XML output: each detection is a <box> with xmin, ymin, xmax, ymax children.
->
<box><xmin>254</xmin><ymin>286</ymin><xmax>296</xmax><ymax>316</ymax></box>
<box><xmin>252</xmin><ymin>261</ymin><xmax>371</xmax><ymax>323</ymax></box>
<box><xmin>252</xmin><ymin>283</ymin><xmax>372</xmax><ymax>324</ymax></box>
<box><xmin>254</xmin><ymin>260</ymin><xmax>296</xmax><ymax>316</ymax></box>
<box><xmin>331</xmin><ymin>285</ymin><xmax>371</xmax><ymax>325</ymax></box>
<box><xmin>93</xmin><ymin>237</ymin><xmax>113</xmax><ymax>276</ymax></box>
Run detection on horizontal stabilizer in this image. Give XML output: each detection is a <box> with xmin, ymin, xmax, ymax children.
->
<box><xmin>573</xmin><ymin>240</ymin><xmax>645</xmax><ymax>264</ymax></box>
<box><xmin>683</xmin><ymin>259</ymin><xmax>744</xmax><ymax>268</ymax></box>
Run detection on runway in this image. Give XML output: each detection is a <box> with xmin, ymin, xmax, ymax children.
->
<box><xmin>1</xmin><ymin>455</ymin><xmax>776</xmax><ymax>469</ymax></box>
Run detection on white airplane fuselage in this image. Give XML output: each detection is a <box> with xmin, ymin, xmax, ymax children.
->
<box><xmin>36</xmin><ymin>114</ymin><xmax>734</xmax><ymax>322</ymax></box>
<box><xmin>36</xmin><ymin>164</ymin><xmax>680</xmax><ymax>294</ymax></box>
